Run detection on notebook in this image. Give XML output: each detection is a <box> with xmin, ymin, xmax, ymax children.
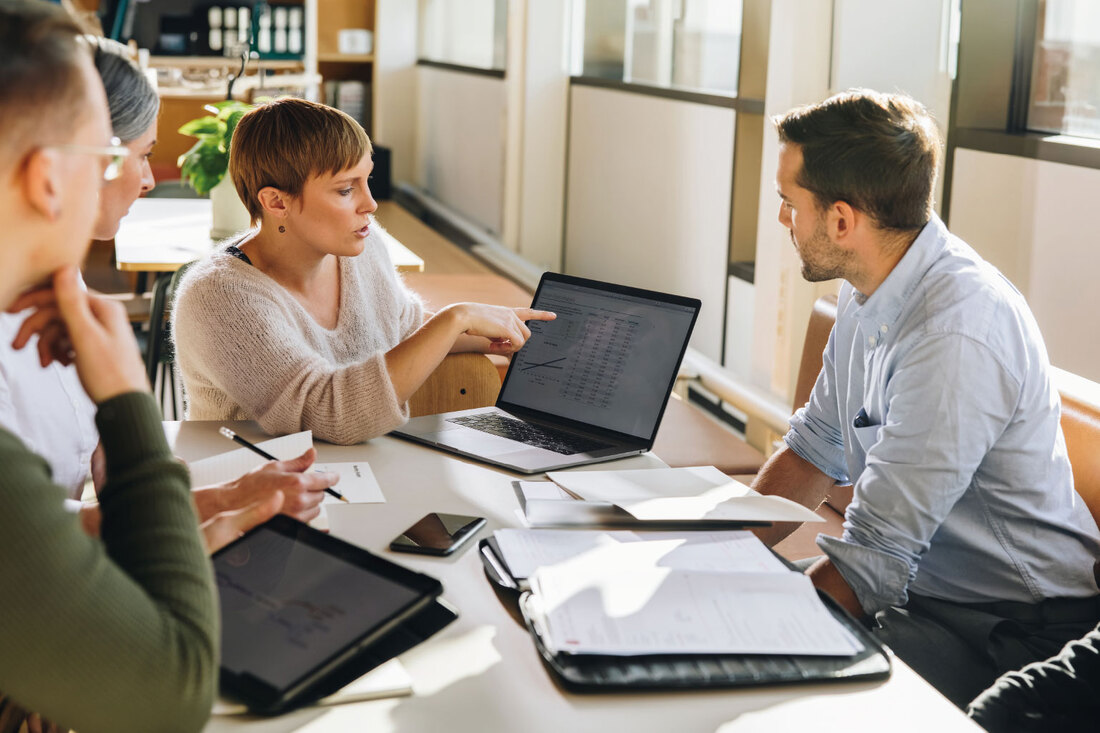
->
<box><xmin>392</xmin><ymin>273</ymin><xmax>701</xmax><ymax>474</ymax></box>
<box><xmin>512</xmin><ymin>478</ymin><xmax>823</xmax><ymax>529</ymax></box>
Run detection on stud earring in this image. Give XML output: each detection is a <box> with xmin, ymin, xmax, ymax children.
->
<box><xmin>278</xmin><ymin>225</ymin><xmax>286</xmax><ymax>233</ymax></box>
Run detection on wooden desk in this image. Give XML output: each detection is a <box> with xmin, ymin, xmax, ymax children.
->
<box><xmin>114</xmin><ymin>198</ymin><xmax>425</xmax><ymax>274</ymax></box>
<box><xmin>165</xmin><ymin>421</ymin><xmax>980</xmax><ymax>733</ymax></box>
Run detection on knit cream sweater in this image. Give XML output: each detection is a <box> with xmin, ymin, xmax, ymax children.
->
<box><xmin>172</xmin><ymin>226</ymin><xmax>424</xmax><ymax>445</ymax></box>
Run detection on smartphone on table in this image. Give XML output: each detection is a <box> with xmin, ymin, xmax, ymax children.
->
<box><xmin>389</xmin><ymin>513</ymin><xmax>487</xmax><ymax>556</ymax></box>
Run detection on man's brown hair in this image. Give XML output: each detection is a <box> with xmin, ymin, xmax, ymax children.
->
<box><xmin>774</xmin><ymin>90</ymin><xmax>942</xmax><ymax>233</ymax></box>
<box><xmin>0</xmin><ymin>0</ymin><xmax>91</xmax><ymax>169</ymax></box>
<box><xmin>229</xmin><ymin>98</ymin><xmax>372</xmax><ymax>224</ymax></box>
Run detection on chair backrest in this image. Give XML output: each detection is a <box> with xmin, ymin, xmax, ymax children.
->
<box><xmin>793</xmin><ymin>294</ymin><xmax>838</xmax><ymax>413</ymax></box>
<box><xmin>408</xmin><ymin>353</ymin><xmax>502</xmax><ymax>418</ymax></box>
<box><xmin>1058</xmin><ymin>394</ymin><xmax>1100</xmax><ymax>529</ymax></box>
<box><xmin>792</xmin><ymin>295</ymin><xmax>852</xmax><ymax>509</ymax></box>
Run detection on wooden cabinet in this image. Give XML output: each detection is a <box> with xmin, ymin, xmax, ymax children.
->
<box><xmin>147</xmin><ymin>0</ymin><xmax>382</xmax><ymax>177</ymax></box>
<box><xmin>311</xmin><ymin>0</ymin><xmax>377</xmax><ymax>134</ymax></box>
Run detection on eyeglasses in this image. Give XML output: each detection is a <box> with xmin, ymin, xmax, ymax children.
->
<box><xmin>49</xmin><ymin>137</ymin><xmax>131</xmax><ymax>181</ymax></box>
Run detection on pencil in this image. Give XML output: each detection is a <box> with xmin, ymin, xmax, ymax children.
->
<box><xmin>218</xmin><ymin>427</ymin><xmax>349</xmax><ymax>503</ymax></box>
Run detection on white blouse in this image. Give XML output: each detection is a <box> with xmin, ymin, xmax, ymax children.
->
<box><xmin>0</xmin><ymin>311</ymin><xmax>98</xmax><ymax>498</ymax></box>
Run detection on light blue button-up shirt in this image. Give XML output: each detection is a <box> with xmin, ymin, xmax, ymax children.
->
<box><xmin>786</xmin><ymin>215</ymin><xmax>1100</xmax><ymax>615</ymax></box>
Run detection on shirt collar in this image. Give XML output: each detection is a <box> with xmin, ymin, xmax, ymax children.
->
<box><xmin>851</xmin><ymin>214</ymin><xmax>950</xmax><ymax>329</ymax></box>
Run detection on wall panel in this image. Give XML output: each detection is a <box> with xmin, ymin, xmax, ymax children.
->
<box><xmin>416</xmin><ymin>66</ymin><xmax>507</xmax><ymax>235</ymax></box>
<box><xmin>563</xmin><ymin>85</ymin><xmax>735</xmax><ymax>360</ymax></box>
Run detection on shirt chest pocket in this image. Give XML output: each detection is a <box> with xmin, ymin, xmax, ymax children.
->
<box><xmin>852</xmin><ymin>414</ymin><xmax>883</xmax><ymax>454</ymax></box>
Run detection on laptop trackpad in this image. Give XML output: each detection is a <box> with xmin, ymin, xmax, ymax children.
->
<box><xmin>422</xmin><ymin>429</ymin><xmax>521</xmax><ymax>457</ymax></box>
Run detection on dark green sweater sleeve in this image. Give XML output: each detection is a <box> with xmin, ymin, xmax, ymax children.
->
<box><xmin>0</xmin><ymin>392</ymin><xmax>217</xmax><ymax>733</ymax></box>
<box><xmin>968</xmin><ymin>622</ymin><xmax>1100</xmax><ymax>732</ymax></box>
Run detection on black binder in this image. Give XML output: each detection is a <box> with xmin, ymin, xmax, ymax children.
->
<box><xmin>479</xmin><ymin>538</ymin><xmax>891</xmax><ymax>692</ymax></box>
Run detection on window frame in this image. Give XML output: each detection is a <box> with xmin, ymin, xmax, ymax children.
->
<box><xmin>944</xmin><ymin>0</ymin><xmax>1100</xmax><ymax>219</ymax></box>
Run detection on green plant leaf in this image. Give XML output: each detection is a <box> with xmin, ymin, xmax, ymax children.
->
<box><xmin>176</xmin><ymin>101</ymin><xmax>254</xmax><ymax>194</ymax></box>
<box><xmin>177</xmin><ymin>117</ymin><xmax>221</xmax><ymax>137</ymax></box>
<box><xmin>224</xmin><ymin>109</ymin><xmax>247</xmax><ymax>144</ymax></box>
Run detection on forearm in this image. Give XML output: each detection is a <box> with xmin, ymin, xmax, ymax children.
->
<box><xmin>89</xmin><ymin>393</ymin><xmax>218</xmax><ymax>729</ymax></box>
<box><xmin>0</xmin><ymin>393</ymin><xmax>216</xmax><ymax>733</ymax></box>
<box><xmin>385</xmin><ymin>307</ymin><xmax>466</xmax><ymax>403</ymax></box>
<box><xmin>969</xmin><ymin>623</ymin><xmax>1100</xmax><ymax>729</ymax></box>
<box><xmin>807</xmin><ymin>556</ymin><xmax>865</xmax><ymax>619</ymax></box>
<box><xmin>750</xmin><ymin>444</ymin><xmax>834</xmax><ymax>546</ymax></box>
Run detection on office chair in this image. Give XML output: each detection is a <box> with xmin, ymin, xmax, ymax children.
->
<box><xmin>145</xmin><ymin>262</ymin><xmax>195</xmax><ymax>419</ymax></box>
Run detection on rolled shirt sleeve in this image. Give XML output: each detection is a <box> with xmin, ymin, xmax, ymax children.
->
<box><xmin>785</xmin><ymin>325</ymin><xmax>851</xmax><ymax>484</ymax></box>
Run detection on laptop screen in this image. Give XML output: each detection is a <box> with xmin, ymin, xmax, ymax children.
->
<box><xmin>497</xmin><ymin>276</ymin><xmax>699</xmax><ymax>441</ymax></box>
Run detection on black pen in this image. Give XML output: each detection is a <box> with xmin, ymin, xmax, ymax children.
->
<box><xmin>218</xmin><ymin>426</ymin><xmax>348</xmax><ymax>503</ymax></box>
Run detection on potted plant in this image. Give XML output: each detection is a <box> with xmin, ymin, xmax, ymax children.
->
<box><xmin>177</xmin><ymin>99</ymin><xmax>253</xmax><ymax>239</ymax></box>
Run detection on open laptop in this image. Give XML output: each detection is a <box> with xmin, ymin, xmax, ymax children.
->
<box><xmin>392</xmin><ymin>273</ymin><xmax>700</xmax><ymax>474</ymax></box>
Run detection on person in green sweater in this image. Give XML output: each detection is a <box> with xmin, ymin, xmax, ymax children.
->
<box><xmin>0</xmin><ymin>2</ymin><xmax>224</xmax><ymax>731</ymax></box>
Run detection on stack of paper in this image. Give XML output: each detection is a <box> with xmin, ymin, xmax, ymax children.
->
<box><xmin>527</xmin><ymin>564</ymin><xmax>862</xmax><ymax>657</ymax></box>
<box><xmin>493</xmin><ymin>528</ymin><xmax>789</xmax><ymax>581</ymax></box>
<box><xmin>515</xmin><ymin>466</ymin><xmax>822</xmax><ymax>527</ymax></box>
<box><xmin>492</xmin><ymin>528</ymin><xmax>861</xmax><ymax>658</ymax></box>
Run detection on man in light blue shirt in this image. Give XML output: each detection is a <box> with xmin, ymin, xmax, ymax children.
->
<box><xmin>755</xmin><ymin>89</ymin><xmax>1100</xmax><ymax>707</ymax></box>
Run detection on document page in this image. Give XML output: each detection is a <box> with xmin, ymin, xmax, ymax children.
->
<box><xmin>188</xmin><ymin>431</ymin><xmax>313</xmax><ymax>488</ymax></box>
<box><xmin>186</xmin><ymin>430</ymin><xmax>384</xmax><ymax>504</ymax></box>
<box><xmin>530</xmin><ymin>566</ymin><xmax>862</xmax><ymax>657</ymax></box>
<box><xmin>314</xmin><ymin>462</ymin><xmax>384</xmax><ymax>505</ymax></box>
<box><xmin>494</xmin><ymin>528</ymin><xmax>788</xmax><ymax>580</ymax></box>
<box><xmin>547</xmin><ymin>467</ymin><xmax>823</xmax><ymax>523</ymax></box>
<box><xmin>514</xmin><ymin>480</ymin><xmax>623</xmax><ymax>526</ymax></box>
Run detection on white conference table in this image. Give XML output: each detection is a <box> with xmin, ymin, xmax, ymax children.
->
<box><xmin>165</xmin><ymin>421</ymin><xmax>981</xmax><ymax>733</ymax></box>
<box><xmin>114</xmin><ymin>198</ymin><xmax>425</xmax><ymax>274</ymax></box>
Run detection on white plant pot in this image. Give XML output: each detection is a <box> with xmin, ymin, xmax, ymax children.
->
<box><xmin>209</xmin><ymin>174</ymin><xmax>252</xmax><ymax>241</ymax></box>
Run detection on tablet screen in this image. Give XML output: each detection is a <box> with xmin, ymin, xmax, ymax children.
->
<box><xmin>216</xmin><ymin>523</ymin><xmax>427</xmax><ymax>691</ymax></box>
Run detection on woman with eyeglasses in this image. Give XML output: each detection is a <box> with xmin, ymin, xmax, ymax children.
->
<box><xmin>0</xmin><ymin>37</ymin><xmax>153</xmax><ymax>518</ymax></box>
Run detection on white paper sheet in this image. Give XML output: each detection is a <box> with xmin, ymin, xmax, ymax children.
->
<box><xmin>547</xmin><ymin>467</ymin><xmax>823</xmax><ymax>523</ymax></box>
<box><xmin>515</xmin><ymin>481</ymin><xmax>625</xmax><ymax>526</ymax></box>
<box><xmin>315</xmin><ymin>462</ymin><xmax>385</xmax><ymax>505</ymax></box>
<box><xmin>211</xmin><ymin>658</ymin><xmax>412</xmax><ymax>715</ymax></box>
<box><xmin>187</xmin><ymin>431</ymin><xmax>314</xmax><ymax>488</ymax></box>
<box><xmin>493</xmin><ymin>528</ymin><xmax>789</xmax><ymax>580</ymax></box>
<box><xmin>529</xmin><ymin>565</ymin><xmax>862</xmax><ymax>657</ymax></box>
<box><xmin>186</xmin><ymin>431</ymin><xmax>385</xmax><ymax>504</ymax></box>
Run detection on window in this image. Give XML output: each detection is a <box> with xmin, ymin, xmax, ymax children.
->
<box><xmin>573</xmin><ymin>0</ymin><xmax>742</xmax><ymax>95</ymax></box>
<box><xmin>1029</xmin><ymin>0</ymin><xmax>1100</xmax><ymax>139</ymax></box>
<box><xmin>418</xmin><ymin>0</ymin><xmax>507</xmax><ymax>71</ymax></box>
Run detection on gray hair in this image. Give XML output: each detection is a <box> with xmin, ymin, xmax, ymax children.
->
<box><xmin>87</xmin><ymin>36</ymin><xmax>159</xmax><ymax>143</ymax></box>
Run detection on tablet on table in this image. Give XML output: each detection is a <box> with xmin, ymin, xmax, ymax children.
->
<box><xmin>213</xmin><ymin>514</ymin><xmax>445</xmax><ymax>714</ymax></box>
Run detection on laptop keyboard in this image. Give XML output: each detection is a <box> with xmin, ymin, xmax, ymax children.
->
<box><xmin>447</xmin><ymin>414</ymin><xmax>612</xmax><ymax>455</ymax></box>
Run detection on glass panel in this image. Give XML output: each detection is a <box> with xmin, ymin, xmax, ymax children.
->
<box><xmin>574</xmin><ymin>0</ymin><xmax>741</xmax><ymax>96</ymax></box>
<box><xmin>1029</xmin><ymin>0</ymin><xmax>1100</xmax><ymax>139</ymax></box>
<box><xmin>418</xmin><ymin>0</ymin><xmax>507</xmax><ymax>71</ymax></box>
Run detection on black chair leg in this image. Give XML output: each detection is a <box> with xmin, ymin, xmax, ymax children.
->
<box><xmin>169</xmin><ymin>367</ymin><xmax>178</xmax><ymax>420</ymax></box>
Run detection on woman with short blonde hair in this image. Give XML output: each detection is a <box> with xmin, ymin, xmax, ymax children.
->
<box><xmin>174</xmin><ymin>98</ymin><xmax>554</xmax><ymax>444</ymax></box>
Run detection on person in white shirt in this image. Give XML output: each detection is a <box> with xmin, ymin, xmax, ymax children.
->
<box><xmin>4</xmin><ymin>35</ymin><xmax>334</xmax><ymax>539</ymax></box>
<box><xmin>0</xmin><ymin>313</ymin><xmax>95</xmax><ymax>498</ymax></box>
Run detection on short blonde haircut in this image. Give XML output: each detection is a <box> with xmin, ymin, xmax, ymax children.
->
<box><xmin>229</xmin><ymin>97</ymin><xmax>372</xmax><ymax>224</ymax></box>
